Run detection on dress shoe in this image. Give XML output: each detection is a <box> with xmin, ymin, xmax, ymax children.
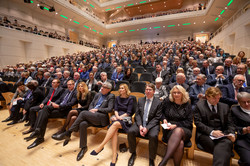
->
<box><xmin>24</xmin><ymin>130</ymin><xmax>40</xmax><ymax>141</ymax></box>
<box><xmin>110</xmin><ymin>153</ymin><xmax>118</xmax><ymax>166</ymax></box>
<box><xmin>52</xmin><ymin>131</ymin><xmax>71</xmax><ymax>141</ymax></box>
<box><xmin>18</xmin><ymin>114</ymin><xmax>27</xmax><ymax>123</ymax></box>
<box><xmin>77</xmin><ymin>147</ymin><xmax>88</xmax><ymax>161</ymax></box>
<box><xmin>22</xmin><ymin>128</ymin><xmax>35</xmax><ymax>135</ymax></box>
<box><xmin>149</xmin><ymin>159</ymin><xmax>155</xmax><ymax>166</ymax></box>
<box><xmin>2</xmin><ymin>116</ymin><xmax>13</xmax><ymax>122</ymax></box>
<box><xmin>27</xmin><ymin>138</ymin><xmax>44</xmax><ymax>149</ymax></box>
<box><xmin>24</xmin><ymin>122</ymin><xmax>31</xmax><ymax>126</ymax></box>
<box><xmin>7</xmin><ymin>120</ymin><xmax>18</xmax><ymax>125</ymax></box>
<box><xmin>90</xmin><ymin>148</ymin><xmax>104</xmax><ymax>156</ymax></box>
<box><xmin>52</xmin><ymin>129</ymin><xmax>65</xmax><ymax>138</ymax></box>
<box><xmin>128</xmin><ymin>153</ymin><xmax>136</xmax><ymax>166</ymax></box>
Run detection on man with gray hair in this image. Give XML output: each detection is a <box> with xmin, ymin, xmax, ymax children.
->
<box><xmin>53</xmin><ymin>82</ymin><xmax>115</xmax><ymax>161</ymax></box>
<box><xmin>41</xmin><ymin>72</ymin><xmax>53</xmax><ymax>87</ymax></box>
<box><xmin>231</xmin><ymin>92</ymin><xmax>250</xmax><ymax>166</ymax></box>
<box><xmin>190</xmin><ymin>74</ymin><xmax>211</xmax><ymax>109</ymax></box>
<box><xmin>167</xmin><ymin>73</ymin><xmax>189</xmax><ymax>93</ymax></box>
<box><xmin>220</xmin><ymin>74</ymin><xmax>249</xmax><ymax>107</ymax></box>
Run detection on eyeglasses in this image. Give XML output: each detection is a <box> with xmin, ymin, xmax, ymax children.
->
<box><xmin>102</xmin><ymin>86</ymin><xmax>109</xmax><ymax>89</ymax></box>
<box><xmin>52</xmin><ymin>82</ymin><xmax>58</xmax><ymax>84</ymax></box>
<box><xmin>237</xmin><ymin>80</ymin><xmax>245</xmax><ymax>82</ymax></box>
<box><xmin>239</xmin><ymin>100</ymin><xmax>250</xmax><ymax>104</ymax></box>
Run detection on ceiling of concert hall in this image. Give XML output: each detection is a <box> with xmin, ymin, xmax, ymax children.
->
<box><xmin>11</xmin><ymin>0</ymin><xmax>250</xmax><ymax>38</ymax></box>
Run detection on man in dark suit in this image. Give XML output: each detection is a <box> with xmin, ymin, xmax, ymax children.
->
<box><xmin>26</xmin><ymin>79</ymin><xmax>65</xmax><ymax>134</ymax></box>
<box><xmin>152</xmin><ymin>64</ymin><xmax>170</xmax><ymax>85</ymax></box>
<box><xmin>41</xmin><ymin>72</ymin><xmax>53</xmax><ymax>87</ymax></box>
<box><xmin>220</xmin><ymin>74</ymin><xmax>248</xmax><ymax>107</ymax></box>
<box><xmin>194</xmin><ymin>87</ymin><xmax>235</xmax><ymax>166</ymax></box>
<box><xmin>189</xmin><ymin>74</ymin><xmax>210</xmax><ymax>109</ymax></box>
<box><xmin>127</xmin><ymin>83</ymin><xmax>162</xmax><ymax>166</ymax></box>
<box><xmin>61</xmin><ymin>70</ymin><xmax>72</xmax><ymax>88</ymax></box>
<box><xmin>53</xmin><ymin>82</ymin><xmax>115</xmax><ymax>161</ymax></box>
<box><xmin>223</xmin><ymin>58</ymin><xmax>237</xmax><ymax>83</ymax></box>
<box><xmin>73</xmin><ymin>72</ymin><xmax>82</xmax><ymax>90</ymax></box>
<box><xmin>167</xmin><ymin>73</ymin><xmax>189</xmax><ymax>93</ymax></box>
<box><xmin>207</xmin><ymin>66</ymin><xmax>229</xmax><ymax>86</ymax></box>
<box><xmin>237</xmin><ymin>64</ymin><xmax>250</xmax><ymax>87</ymax></box>
<box><xmin>97</xmin><ymin>72</ymin><xmax>114</xmax><ymax>91</ymax></box>
<box><xmin>231</xmin><ymin>92</ymin><xmax>250</xmax><ymax>166</ymax></box>
<box><xmin>170</xmin><ymin>57</ymin><xmax>182</xmax><ymax>76</ymax></box>
<box><xmin>200</xmin><ymin>60</ymin><xmax>215</xmax><ymax>76</ymax></box>
<box><xmin>24</xmin><ymin>79</ymin><xmax>77</xmax><ymax>149</ymax></box>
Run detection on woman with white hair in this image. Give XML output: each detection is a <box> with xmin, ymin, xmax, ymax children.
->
<box><xmin>154</xmin><ymin>77</ymin><xmax>168</xmax><ymax>101</ymax></box>
<box><xmin>158</xmin><ymin>85</ymin><xmax>193</xmax><ymax>166</ymax></box>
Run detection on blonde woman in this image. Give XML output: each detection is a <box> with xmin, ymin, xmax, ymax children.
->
<box><xmin>90</xmin><ymin>84</ymin><xmax>134</xmax><ymax>166</ymax></box>
<box><xmin>159</xmin><ymin>85</ymin><xmax>193</xmax><ymax>166</ymax></box>
<box><xmin>52</xmin><ymin>82</ymin><xmax>93</xmax><ymax>138</ymax></box>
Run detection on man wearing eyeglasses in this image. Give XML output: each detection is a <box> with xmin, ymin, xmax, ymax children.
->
<box><xmin>53</xmin><ymin>82</ymin><xmax>115</xmax><ymax>161</ymax></box>
<box><xmin>220</xmin><ymin>74</ymin><xmax>249</xmax><ymax>107</ymax></box>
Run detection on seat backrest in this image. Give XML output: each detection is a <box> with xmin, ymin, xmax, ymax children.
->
<box><xmin>134</xmin><ymin>66</ymin><xmax>145</xmax><ymax>73</ymax></box>
<box><xmin>130</xmin><ymin>72</ymin><xmax>138</xmax><ymax>83</ymax></box>
<box><xmin>146</xmin><ymin>67</ymin><xmax>156</xmax><ymax>73</ymax></box>
<box><xmin>114</xmin><ymin>80</ymin><xmax>130</xmax><ymax>91</ymax></box>
<box><xmin>131</xmin><ymin>81</ymin><xmax>146</xmax><ymax>93</ymax></box>
<box><xmin>129</xmin><ymin>95</ymin><xmax>137</xmax><ymax>115</ymax></box>
<box><xmin>139</xmin><ymin>72</ymin><xmax>153</xmax><ymax>82</ymax></box>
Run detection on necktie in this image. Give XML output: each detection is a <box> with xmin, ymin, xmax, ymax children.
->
<box><xmin>47</xmin><ymin>89</ymin><xmax>55</xmax><ymax>105</ymax></box>
<box><xmin>227</xmin><ymin>67</ymin><xmax>231</xmax><ymax>76</ymax></box>
<box><xmin>143</xmin><ymin>99</ymin><xmax>151</xmax><ymax>127</ymax></box>
<box><xmin>205</xmin><ymin>68</ymin><xmax>208</xmax><ymax>75</ymax></box>
<box><xmin>211</xmin><ymin>105</ymin><xmax>216</xmax><ymax>113</ymax></box>
<box><xmin>60</xmin><ymin>92</ymin><xmax>71</xmax><ymax>105</ymax></box>
<box><xmin>25</xmin><ymin>91</ymin><xmax>32</xmax><ymax>100</ymax></box>
<box><xmin>157</xmin><ymin>73</ymin><xmax>160</xmax><ymax>77</ymax></box>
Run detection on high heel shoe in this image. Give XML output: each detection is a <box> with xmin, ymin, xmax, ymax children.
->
<box><xmin>110</xmin><ymin>153</ymin><xmax>118</xmax><ymax>166</ymax></box>
<box><xmin>90</xmin><ymin>148</ymin><xmax>104</xmax><ymax>156</ymax></box>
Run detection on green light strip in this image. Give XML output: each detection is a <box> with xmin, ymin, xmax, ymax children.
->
<box><xmin>153</xmin><ymin>26</ymin><xmax>161</xmax><ymax>29</ymax></box>
<box><xmin>215</xmin><ymin>17</ymin><xmax>219</xmax><ymax>21</ymax></box>
<box><xmin>129</xmin><ymin>29</ymin><xmax>135</xmax><ymax>31</ymax></box>
<box><xmin>84</xmin><ymin>25</ymin><xmax>89</xmax><ymax>28</ymax></box>
<box><xmin>116</xmin><ymin>6</ymin><xmax>122</xmax><ymax>9</ymax></box>
<box><xmin>139</xmin><ymin>1</ymin><xmax>147</xmax><ymax>3</ymax></box>
<box><xmin>168</xmin><ymin>25</ymin><xmax>175</xmax><ymax>27</ymax></box>
<box><xmin>60</xmin><ymin>15</ymin><xmax>68</xmax><ymax>19</ymax></box>
<box><xmin>92</xmin><ymin>29</ymin><xmax>97</xmax><ymax>32</ymax></box>
<box><xmin>220</xmin><ymin>10</ymin><xmax>225</xmax><ymax>15</ymax></box>
<box><xmin>44</xmin><ymin>7</ymin><xmax>49</xmax><ymax>11</ymax></box>
<box><xmin>84</xmin><ymin>0</ymin><xmax>86</xmax><ymax>2</ymax></box>
<box><xmin>127</xmin><ymin>4</ymin><xmax>133</xmax><ymax>6</ymax></box>
<box><xmin>30</xmin><ymin>1</ymin><xmax>33</xmax><ymax>3</ymax></box>
<box><xmin>90</xmin><ymin>4</ymin><xmax>94</xmax><ymax>8</ymax></box>
<box><xmin>73</xmin><ymin>21</ymin><xmax>80</xmax><ymax>24</ymax></box>
<box><xmin>105</xmin><ymin>9</ymin><xmax>111</xmax><ymax>11</ymax></box>
<box><xmin>118</xmin><ymin>31</ymin><xmax>124</xmax><ymax>33</ymax></box>
<box><xmin>99</xmin><ymin>33</ymin><xmax>103</xmax><ymax>35</ymax></box>
<box><xmin>141</xmin><ymin>28</ymin><xmax>147</xmax><ymax>30</ymax></box>
<box><xmin>183</xmin><ymin>23</ymin><xmax>191</xmax><ymax>25</ymax></box>
<box><xmin>227</xmin><ymin>0</ymin><xmax>233</xmax><ymax>6</ymax></box>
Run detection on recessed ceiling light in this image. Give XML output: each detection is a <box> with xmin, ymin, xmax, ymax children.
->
<box><xmin>69</xmin><ymin>19</ymin><xmax>72</xmax><ymax>21</ymax></box>
<box><xmin>149</xmin><ymin>27</ymin><xmax>151</xmax><ymax>29</ymax></box>
<box><xmin>152</xmin><ymin>8</ymin><xmax>153</xmax><ymax>10</ymax></box>
<box><xmin>136</xmin><ymin>3</ymin><xmax>137</xmax><ymax>4</ymax></box>
<box><xmin>194</xmin><ymin>22</ymin><xmax>196</xmax><ymax>24</ymax></box>
<box><xmin>163</xmin><ymin>26</ymin><xmax>165</xmax><ymax>28</ymax></box>
<box><xmin>125</xmin><ymin>30</ymin><xmax>127</xmax><ymax>32</ymax></box>
<box><xmin>150</xmin><ymin>4</ymin><xmax>152</xmax><ymax>6</ymax></box>
<box><xmin>55</xmin><ymin>12</ymin><xmax>58</xmax><ymax>14</ymax></box>
<box><xmin>218</xmin><ymin>15</ymin><xmax>221</xmax><ymax>17</ymax></box>
<box><xmin>164</xmin><ymin>6</ymin><xmax>166</xmax><ymax>7</ymax></box>
<box><xmin>137</xmin><ymin>29</ymin><xmax>139</xmax><ymax>31</ymax></box>
<box><xmin>138</xmin><ymin>7</ymin><xmax>140</xmax><ymax>9</ymax></box>
<box><xmin>178</xmin><ymin>24</ymin><xmax>180</xmax><ymax>26</ymax></box>
<box><xmin>203</xmin><ymin>21</ymin><xmax>206</xmax><ymax>23</ymax></box>
<box><xmin>225</xmin><ymin>7</ymin><xmax>227</xmax><ymax>9</ymax></box>
<box><xmin>37</xmin><ymin>4</ymin><xmax>40</xmax><ymax>6</ymax></box>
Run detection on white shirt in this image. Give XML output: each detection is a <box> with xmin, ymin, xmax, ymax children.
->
<box><xmin>240</xmin><ymin>106</ymin><xmax>250</xmax><ymax>115</ymax></box>
<box><xmin>207</xmin><ymin>101</ymin><xmax>218</xmax><ymax>113</ymax></box>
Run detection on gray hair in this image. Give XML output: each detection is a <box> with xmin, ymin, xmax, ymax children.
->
<box><xmin>103</xmin><ymin>82</ymin><xmax>112</xmax><ymax>89</ymax></box>
<box><xmin>237</xmin><ymin>92</ymin><xmax>250</xmax><ymax>101</ymax></box>
<box><xmin>155</xmin><ymin>77</ymin><xmax>163</xmax><ymax>83</ymax></box>
<box><xmin>176</xmin><ymin>73</ymin><xmax>186</xmax><ymax>79</ymax></box>
<box><xmin>234</xmin><ymin>74</ymin><xmax>245</xmax><ymax>80</ymax></box>
<box><xmin>197</xmin><ymin>74</ymin><xmax>207</xmax><ymax>80</ymax></box>
<box><xmin>100</xmin><ymin>72</ymin><xmax>107</xmax><ymax>76</ymax></box>
<box><xmin>30</xmin><ymin>80</ymin><xmax>39</xmax><ymax>87</ymax></box>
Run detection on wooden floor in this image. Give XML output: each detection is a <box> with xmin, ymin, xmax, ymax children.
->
<box><xmin>0</xmin><ymin>109</ymin><xmax>239</xmax><ymax>166</ymax></box>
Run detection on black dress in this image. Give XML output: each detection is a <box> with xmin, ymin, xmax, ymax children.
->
<box><xmin>76</xmin><ymin>92</ymin><xmax>92</xmax><ymax>113</ymax></box>
<box><xmin>161</xmin><ymin>98</ymin><xmax>193</xmax><ymax>143</ymax></box>
<box><xmin>112</xmin><ymin>96</ymin><xmax>133</xmax><ymax>132</ymax></box>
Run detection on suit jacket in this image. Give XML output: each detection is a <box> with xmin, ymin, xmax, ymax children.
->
<box><xmin>207</xmin><ymin>74</ymin><xmax>229</xmax><ymax>86</ymax></box>
<box><xmin>56</xmin><ymin>89</ymin><xmax>77</xmax><ymax>111</ymax></box>
<box><xmin>24</xmin><ymin>87</ymin><xmax>45</xmax><ymax>110</ymax></box>
<box><xmin>111</xmin><ymin>72</ymin><xmax>124</xmax><ymax>83</ymax></box>
<box><xmin>231</xmin><ymin>105</ymin><xmax>250</xmax><ymax>150</ymax></box>
<box><xmin>88</xmin><ymin>92</ymin><xmax>115</xmax><ymax>126</ymax></box>
<box><xmin>194</xmin><ymin>100</ymin><xmax>235</xmax><ymax>139</ymax></box>
<box><xmin>219</xmin><ymin>84</ymin><xmax>247</xmax><ymax>106</ymax></box>
<box><xmin>200</xmin><ymin>66</ymin><xmax>215</xmax><ymax>76</ymax></box>
<box><xmin>223</xmin><ymin>65</ymin><xmax>237</xmax><ymax>83</ymax></box>
<box><xmin>61</xmin><ymin>77</ymin><xmax>72</xmax><ymax>88</ymax></box>
<box><xmin>42</xmin><ymin>87</ymin><xmax>65</xmax><ymax>105</ymax></box>
<box><xmin>189</xmin><ymin>84</ymin><xmax>210</xmax><ymax>106</ymax></box>
<box><xmin>152</xmin><ymin>70</ymin><xmax>169</xmax><ymax>85</ymax></box>
<box><xmin>41</xmin><ymin>77</ymin><xmax>53</xmax><ymax>87</ymax></box>
<box><xmin>170</xmin><ymin>64</ymin><xmax>183</xmax><ymax>76</ymax></box>
<box><xmin>135</xmin><ymin>97</ymin><xmax>162</xmax><ymax>130</ymax></box>
<box><xmin>167</xmin><ymin>82</ymin><xmax>189</xmax><ymax>93</ymax></box>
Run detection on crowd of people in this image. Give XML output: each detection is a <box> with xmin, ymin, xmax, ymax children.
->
<box><xmin>0</xmin><ymin>16</ymin><xmax>100</xmax><ymax>49</ymax></box>
<box><xmin>110</xmin><ymin>3</ymin><xmax>206</xmax><ymax>24</ymax></box>
<box><xmin>0</xmin><ymin>40</ymin><xmax>250</xmax><ymax>166</ymax></box>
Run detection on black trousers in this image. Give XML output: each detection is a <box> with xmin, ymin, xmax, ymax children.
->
<box><xmin>69</xmin><ymin>111</ymin><xmax>103</xmax><ymax>148</ymax></box>
<box><xmin>127</xmin><ymin>124</ymin><xmax>159</xmax><ymax>160</ymax></box>
<box><xmin>10</xmin><ymin>100</ymin><xmax>24</xmax><ymax>120</ymax></box>
<box><xmin>29</xmin><ymin>105</ymin><xmax>41</xmax><ymax>128</ymax></box>
<box><xmin>34</xmin><ymin>105</ymin><xmax>68</xmax><ymax>138</ymax></box>
<box><xmin>198</xmin><ymin>135</ymin><xmax>233</xmax><ymax>166</ymax></box>
<box><xmin>235</xmin><ymin>141</ymin><xmax>250</xmax><ymax>166</ymax></box>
